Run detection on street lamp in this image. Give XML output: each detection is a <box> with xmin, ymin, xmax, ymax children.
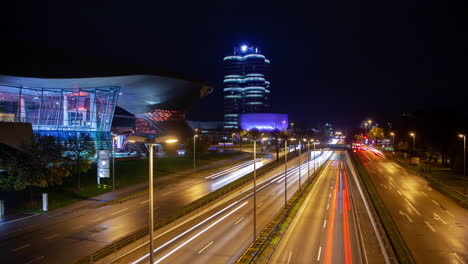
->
<box><xmin>459</xmin><ymin>134</ymin><xmax>466</xmax><ymax>195</ymax></box>
<box><xmin>193</xmin><ymin>133</ymin><xmax>198</xmax><ymax>169</ymax></box>
<box><xmin>410</xmin><ymin>132</ymin><xmax>416</xmax><ymax>153</ymax></box>
<box><xmin>252</xmin><ymin>136</ymin><xmax>258</xmax><ymax>242</ymax></box>
<box><xmin>284</xmin><ymin>138</ymin><xmax>288</xmax><ymax>208</ymax></box>
<box><xmin>127</xmin><ymin>135</ymin><xmax>178</xmax><ymax>264</ymax></box>
<box><xmin>112</xmin><ymin>135</ymin><xmax>116</xmax><ymax>193</ymax></box>
<box><xmin>297</xmin><ymin>138</ymin><xmax>301</xmax><ymax>189</ymax></box>
<box><xmin>390</xmin><ymin>132</ymin><xmax>395</xmax><ymax>147</ymax></box>
<box><xmin>305</xmin><ymin>139</ymin><xmax>310</xmax><ymax>180</ymax></box>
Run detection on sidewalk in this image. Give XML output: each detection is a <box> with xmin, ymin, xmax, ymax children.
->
<box><xmin>1</xmin><ymin>152</ymin><xmax>250</xmax><ymax>223</ymax></box>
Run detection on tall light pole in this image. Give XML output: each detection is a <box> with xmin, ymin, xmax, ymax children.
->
<box><xmin>127</xmin><ymin>135</ymin><xmax>178</xmax><ymax>264</ymax></box>
<box><xmin>193</xmin><ymin>129</ymin><xmax>198</xmax><ymax>169</ymax></box>
<box><xmin>459</xmin><ymin>134</ymin><xmax>466</xmax><ymax>195</ymax></box>
<box><xmin>298</xmin><ymin>139</ymin><xmax>301</xmax><ymax>189</ymax></box>
<box><xmin>284</xmin><ymin>139</ymin><xmax>288</xmax><ymax>208</ymax></box>
<box><xmin>313</xmin><ymin>139</ymin><xmax>316</xmax><ymax>172</ymax></box>
<box><xmin>305</xmin><ymin>139</ymin><xmax>310</xmax><ymax>180</ymax></box>
<box><xmin>410</xmin><ymin>132</ymin><xmax>416</xmax><ymax>154</ymax></box>
<box><xmin>253</xmin><ymin>137</ymin><xmax>257</xmax><ymax>241</ymax></box>
<box><xmin>112</xmin><ymin>135</ymin><xmax>116</xmax><ymax>193</ymax></box>
<box><xmin>390</xmin><ymin>132</ymin><xmax>395</xmax><ymax>147</ymax></box>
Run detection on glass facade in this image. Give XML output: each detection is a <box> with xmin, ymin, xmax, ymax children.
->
<box><xmin>223</xmin><ymin>45</ymin><xmax>271</xmax><ymax>130</ymax></box>
<box><xmin>0</xmin><ymin>83</ymin><xmax>119</xmax><ymax>149</ymax></box>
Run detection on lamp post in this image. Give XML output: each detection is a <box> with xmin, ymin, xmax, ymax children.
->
<box><xmin>305</xmin><ymin>139</ymin><xmax>310</xmax><ymax>180</ymax></box>
<box><xmin>298</xmin><ymin>139</ymin><xmax>301</xmax><ymax>189</ymax></box>
<box><xmin>410</xmin><ymin>132</ymin><xmax>416</xmax><ymax>154</ymax></box>
<box><xmin>193</xmin><ymin>129</ymin><xmax>198</xmax><ymax>169</ymax></box>
<box><xmin>127</xmin><ymin>135</ymin><xmax>178</xmax><ymax>264</ymax></box>
<box><xmin>112</xmin><ymin>135</ymin><xmax>116</xmax><ymax>193</ymax></box>
<box><xmin>284</xmin><ymin>139</ymin><xmax>288</xmax><ymax>208</ymax></box>
<box><xmin>253</xmin><ymin>137</ymin><xmax>257</xmax><ymax>241</ymax></box>
<box><xmin>390</xmin><ymin>132</ymin><xmax>395</xmax><ymax>147</ymax></box>
<box><xmin>312</xmin><ymin>139</ymin><xmax>316</xmax><ymax>172</ymax></box>
<box><xmin>459</xmin><ymin>134</ymin><xmax>466</xmax><ymax>195</ymax></box>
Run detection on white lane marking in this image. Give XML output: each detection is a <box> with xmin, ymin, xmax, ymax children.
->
<box><xmin>12</xmin><ymin>244</ymin><xmax>30</xmax><ymax>251</ymax></box>
<box><xmin>111</xmin><ymin>208</ymin><xmax>128</xmax><ymax>216</ymax></box>
<box><xmin>424</xmin><ymin>186</ymin><xmax>433</xmax><ymax>191</ymax></box>
<box><xmin>161</xmin><ymin>190</ymin><xmax>174</xmax><ymax>196</ymax></box>
<box><xmin>425</xmin><ymin>221</ymin><xmax>436</xmax><ymax>232</ymax></box>
<box><xmin>445</xmin><ymin>210</ymin><xmax>455</xmax><ymax>218</ymax></box>
<box><xmin>92</xmin><ymin>217</ymin><xmax>103</xmax><ymax>223</ymax></box>
<box><xmin>317</xmin><ymin>246</ymin><xmax>322</xmax><ymax>261</ymax></box>
<box><xmin>453</xmin><ymin>252</ymin><xmax>464</xmax><ymax>264</ymax></box>
<box><xmin>72</xmin><ymin>225</ymin><xmax>83</xmax><ymax>230</ymax></box>
<box><xmin>421</xmin><ymin>191</ymin><xmax>428</xmax><ymax>197</ymax></box>
<box><xmin>234</xmin><ymin>217</ymin><xmax>245</xmax><ymax>225</ymax></box>
<box><xmin>399</xmin><ymin>210</ymin><xmax>413</xmax><ymax>223</ymax></box>
<box><xmin>323</xmin><ymin>219</ymin><xmax>327</xmax><ymax>228</ymax></box>
<box><xmin>380</xmin><ymin>184</ymin><xmax>389</xmax><ymax>190</ymax></box>
<box><xmin>45</xmin><ymin>234</ymin><xmax>59</xmax><ymax>239</ymax></box>
<box><xmin>140</xmin><ymin>200</ymin><xmax>149</xmax><ymax>204</ymax></box>
<box><xmin>149</xmin><ymin>202</ymin><xmax>248</xmax><ymax>264</ymax></box>
<box><xmin>257</xmin><ymin>202</ymin><xmax>263</xmax><ymax>208</ymax></box>
<box><xmin>287</xmin><ymin>251</ymin><xmax>293</xmax><ymax>264</ymax></box>
<box><xmin>329</xmin><ymin>193</ymin><xmax>331</xmax><ymax>198</ymax></box>
<box><xmin>388</xmin><ymin>181</ymin><xmax>396</xmax><ymax>188</ymax></box>
<box><xmin>0</xmin><ymin>214</ymin><xmax>38</xmax><ymax>225</ymax></box>
<box><xmin>397</xmin><ymin>190</ymin><xmax>402</xmax><ymax>196</ymax></box>
<box><xmin>198</xmin><ymin>241</ymin><xmax>214</xmax><ymax>254</ymax></box>
<box><xmin>271</xmin><ymin>192</ymin><xmax>276</xmax><ymax>196</ymax></box>
<box><xmin>433</xmin><ymin>213</ymin><xmax>447</xmax><ymax>225</ymax></box>
<box><xmin>327</xmin><ymin>203</ymin><xmax>329</xmax><ymax>210</ymax></box>
<box><xmin>25</xmin><ymin>256</ymin><xmax>45</xmax><ymax>264</ymax></box>
<box><xmin>405</xmin><ymin>199</ymin><xmax>422</xmax><ymax>216</ymax></box>
<box><xmin>431</xmin><ymin>199</ymin><xmax>440</xmax><ymax>206</ymax></box>
<box><xmin>377</xmin><ymin>168</ymin><xmax>383</xmax><ymax>173</ymax></box>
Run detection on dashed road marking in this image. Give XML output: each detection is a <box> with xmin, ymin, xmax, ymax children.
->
<box><xmin>433</xmin><ymin>213</ymin><xmax>447</xmax><ymax>225</ymax></box>
<box><xmin>257</xmin><ymin>202</ymin><xmax>263</xmax><ymax>208</ymax></box>
<box><xmin>140</xmin><ymin>200</ymin><xmax>149</xmax><ymax>204</ymax></box>
<box><xmin>72</xmin><ymin>225</ymin><xmax>83</xmax><ymax>230</ymax></box>
<box><xmin>317</xmin><ymin>246</ymin><xmax>322</xmax><ymax>261</ymax></box>
<box><xmin>399</xmin><ymin>210</ymin><xmax>413</xmax><ymax>223</ymax></box>
<box><xmin>111</xmin><ymin>208</ymin><xmax>128</xmax><ymax>216</ymax></box>
<box><xmin>323</xmin><ymin>220</ymin><xmax>327</xmax><ymax>228</ymax></box>
<box><xmin>198</xmin><ymin>241</ymin><xmax>214</xmax><ymax>254</ymax></box>
<box><xmin>91</xmin><ymin>217</ymin><xmax>103</xmax><ymax>223</ymax></box>
<box><xmin>12</xmin><ymin>244</ymin><xmax>30</xmax><ymax>251</ymax></box>
<box><xmin>405</xmin><ymin>199</ymin><xmax>421</xmax><ymax>216</ymax></box>
<box><xmin>234</xmin><ymin>217</ymin><xmax>244</xmax><ymax>225</ymax></box>
<box><xmin>432</xmin><ymin>199</ymin><xmax>440</xmax><ymax>206</ymax></box>
<box><xmin>25</xmin><ymin>256</ymin><xmax>45</xmax><ymax>264</ymax></box>
<box><xmin>45</xmin><ymin>234</ymin><xmax>59</xmax><ymax>240</ymax></box>
<box><xmin>287</xmin><ymin>251</ymin><xmax>293</xmax><ymax>264</ymax></box>
<box><xmin>425</xmin><ymin>221</ymin><xmax>436</xmax><ymax>232</ymax></box>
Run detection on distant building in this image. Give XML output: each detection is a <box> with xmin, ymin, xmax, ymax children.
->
<box><xmin>223</xmin><ymin>44</ymin><xmax>271</xmax><ymax>130</ymax></box>
<box><xmin>323</xmin><ymin>123</ymin><xmax>333</xmax><ymax>136</ymax></box>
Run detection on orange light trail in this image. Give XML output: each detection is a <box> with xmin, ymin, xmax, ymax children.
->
<box><xmin>324</xmin><ymin>170</ymin><xmax>340</xmax><ymax>264</ymax></box>
<box><xmin>342</xmin><ymin>170</ymin><xmax>353</xmax><ymax>264</ymax></box>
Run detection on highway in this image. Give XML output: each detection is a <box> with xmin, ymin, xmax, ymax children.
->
<box><xmin>357</xmin><ymin>149</ymin><xmax>467</xmax><ymax>264</ymax></box>
<box><xmin>0</xmin><ymin>153</ymin><xmax>280</xmax><ymax>264</ymax></box>
<box><xmin>106</xmin><ymin>150</ymin><xmax>332</xmax><ymax>264</ymax></box>
<box><xmin>269</xmin><ymin>151</ymin><xmax>389</xmax><ymax>264</ymax></box>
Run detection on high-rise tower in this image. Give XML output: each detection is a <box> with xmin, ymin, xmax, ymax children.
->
<box><xmin>223</xmin><ymin>44</ymin><xmax>270</xmax><ymax>130</ymax></box>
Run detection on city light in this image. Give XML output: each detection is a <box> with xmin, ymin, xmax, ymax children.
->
<box><xmin>241</xmin><ymin>45</ymin><xmax>248</xmax><ymax>52</ymax></box>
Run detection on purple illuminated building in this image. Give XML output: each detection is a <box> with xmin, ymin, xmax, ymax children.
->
<box><xmin>239</xmin><ymin>113</ymin><xmax>288</xmax><ymax>132</ymax></box>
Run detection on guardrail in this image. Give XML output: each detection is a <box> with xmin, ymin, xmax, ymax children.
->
<box><xmin>350</xmin><ymin>151</ymin><xmax>415</xmax><ymax>264</ymax></box>
<box><xmin>74</xmin><ymin>151</ymin><xmax>301</xmax><ymax>264</ymax></box>
<box><xmin>236</xmin><ymin>155</ymin><xmax>329</xmax><ymax>263</ymax></box>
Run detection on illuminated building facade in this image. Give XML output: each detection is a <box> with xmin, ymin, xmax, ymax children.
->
<box><xmin>239</xmin><ymin>113</ymin><xmax>288</xmax><ymax>132</ymax></box>
<box><xmin>223</xmin><ymin>44</ymin><xmax>271</xmax><ymax>130</ymax></box>
<box><xmin>0</xmin><ymin>75</ymin><xmax>212</xmax><ymax>150</ymax></box>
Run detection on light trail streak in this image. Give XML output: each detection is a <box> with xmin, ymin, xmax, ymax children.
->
<box><xmin>324</xmin><ymin>171</ymin><xmax>339</xmax><ymax>264</ymax></box>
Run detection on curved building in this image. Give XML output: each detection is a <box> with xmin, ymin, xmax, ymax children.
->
<box><xmin>223</xmin><ymin>44</ymin><xmax>271</xmax><ymax>130</ymax></box>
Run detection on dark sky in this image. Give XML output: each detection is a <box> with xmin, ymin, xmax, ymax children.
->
<box><xmin>2</xmin><ymin>1</ymin><xmax>465</xmax><ymax>129</ymax></box>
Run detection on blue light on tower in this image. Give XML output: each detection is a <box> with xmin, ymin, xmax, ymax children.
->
<box><xmin>241</xmin><ymin>45</ymin><xmax>248</xmax><ymax>52</ymax></box>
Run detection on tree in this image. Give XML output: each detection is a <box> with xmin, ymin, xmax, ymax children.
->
<box><xmin>239</xmin><ymin>130</ymin><xmax>249</xmax><ymax>152</ymax></box>
<box><xmin>0</xmin><ymin>135</ymin><xmax>71</xmax><ymax>205</ymax></box>
<box><xmin>271</xmin><ymin>129</ymin><xmax>281</xmax><ymax>161</ymax></box>
<box><xmin>368</xmin><ymin>126</ymin><xmax>385</xmax><ymax>142</ymax></box>
<box><xmin>65</xmin><ymin>134</ymin><xmax>96</xmax><ymax>189</ymax></box>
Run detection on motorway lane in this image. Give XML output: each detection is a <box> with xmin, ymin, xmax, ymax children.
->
<box><xmin>115</xmin><ymin>150</ymin><xmax>332</xmax><ymax>264</ymax></box>
<box><xmin>358</xmin><ymin>149</ymin><xmax>467</xmax><ymax>264</ymax></box>
<box><xmin>0</xmin><ymin>155</ymin><xmax>276</xmax><ymax>264</ymax></box>
<box><xmin>270</xmin><ymin>153</ymin><xmax>364</xmax><ymax>264</ymax></box>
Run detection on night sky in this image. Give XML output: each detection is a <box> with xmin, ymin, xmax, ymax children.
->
<box><xmin>2</xmin><ymin>1</ymin><xmax>465</xmax><ymax>129</ymax></box>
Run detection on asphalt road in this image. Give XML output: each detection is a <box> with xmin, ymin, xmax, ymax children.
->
<box><xmin>0</xmin><ymin>153</ymin><xmax>284</xmax><ymax>264</ymax></box>
<box><xmin>358</xmin><ymin>149</ymin><xmax>467</xmax><ymax>264</ymax></box>
<box><xmin>270</xmin><ymin>152</ymin><xmax>365</xmax><ymax>264</ymax></box>
<box><xmin>111</xmin><ymin>150</ymin><xmax>333</xmax><ymax>264</ymax></box>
